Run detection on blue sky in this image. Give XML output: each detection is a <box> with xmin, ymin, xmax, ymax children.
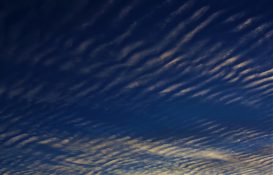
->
<box><xmin>0</xmin><ymin>0</ymin><xmax>273</xmax><ymax>174</ymax></box>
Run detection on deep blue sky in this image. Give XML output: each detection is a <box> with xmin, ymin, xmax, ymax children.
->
<box><xmin>0</xmin><ymin>0</ymin><xmax>273</xmax><ymax>174</ymax></box>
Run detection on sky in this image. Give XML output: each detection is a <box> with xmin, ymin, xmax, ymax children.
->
<box><xmin>0</xmin><ymin>0</ymin><xmax>273</xmax><ymax>174</ymax></box>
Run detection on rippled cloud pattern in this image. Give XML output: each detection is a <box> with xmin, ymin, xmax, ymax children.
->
<box><xmin>0</xmin><ymin>0</ymin><xmax>273</xmax><ymax>174</ymax></box>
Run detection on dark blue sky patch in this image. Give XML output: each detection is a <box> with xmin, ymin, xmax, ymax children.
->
<box><xmin>0</xmin><ymin>0</ymin><xmax>273</xmax><ymax>174</ymax></box>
